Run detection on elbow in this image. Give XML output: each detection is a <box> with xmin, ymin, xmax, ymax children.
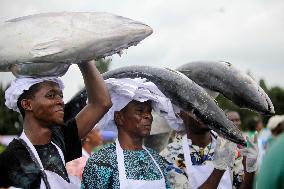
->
<box><xmin>105</xmin><ymin>100</ymin><xmax>113</xmax><ymax>110</ymax></box>
<box><xmin>101</xmin><ymin>98</ymin><xmax>112</xmax><ymax>112</ymax></box>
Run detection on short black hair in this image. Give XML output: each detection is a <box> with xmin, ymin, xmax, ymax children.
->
<box><xmin>16</xmin><ymin>82</ymin><xmax>42</xmax><ymax>118</ymax></box>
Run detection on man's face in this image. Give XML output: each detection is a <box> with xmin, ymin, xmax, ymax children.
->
<box><xmin>226</xmin><ymin>111</ymin><xmax>241</xmax><ymax>128</ymax></box>
<box><xmin>179</xmin><ymin>111</ymin><xmax>210</xmax><ymax>134</ymax></box>
<box><xmin>28</xmin><ymin>81</ymin><xmax>64</xmax><ymax>126</ymax></box>
<box><xmin>116</xmin><ymin>100</ymin><xmax>153</xmax><ymax>137</ymax></box>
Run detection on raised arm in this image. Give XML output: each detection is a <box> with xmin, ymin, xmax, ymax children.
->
<box><xmin>76</xmin><ymin>60</ymin><xmax>112</xmax><ymax>139</ymax></box>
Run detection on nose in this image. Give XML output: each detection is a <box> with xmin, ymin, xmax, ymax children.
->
<box><xmin>55</xmin><ymin>95</ymin><xmax>64</xmax><ymax>106</ymax></box>
<box><xmin>143</xmin><ymin>111</ymin><xmax>153</xmax><ymax>121</ymax></box>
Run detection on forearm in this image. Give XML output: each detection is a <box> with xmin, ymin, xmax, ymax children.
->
<box><xmin>76</xmin><ymin>60</ymin><xmax>112</xmax><ymax>138</ymax></box>
<box><xmin>198</xmin><ymin>169</ymin><xmax>225</xmax><ymax>189</ymax></box>
<box><xmin>78</xmin><ymin>60</ymin><xmax>111</xmax><ymax>106</ymax></box>
<box><xmin>238</xmin><ymin>172</ymin><xmax>255</xmax><ymax>189</ymax></box>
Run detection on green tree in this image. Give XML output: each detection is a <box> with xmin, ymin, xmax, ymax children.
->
<box><xmin>0</xmin><ymin>84</ymin><xmax>22</xmax><ymax>135</ymax></box>
<box><xmin>268</xmin><ymin>86</ymin><xmax>284</xmax><ymax>115</ymax></box>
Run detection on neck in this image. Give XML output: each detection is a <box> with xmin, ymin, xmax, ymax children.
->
<box><xmin>23</xmin><ymin>117</ymin><xmax>52</xmax><ymax>145</ymax></box>
<box><xmin>118</xmin><ymin>131</ymin><xmax>143</xmax><ymax>150</ymax></box>
<box><xmin>187</xmin><ymin>130</ymin><xmax>212</xmax><ymax>148</ymax></box>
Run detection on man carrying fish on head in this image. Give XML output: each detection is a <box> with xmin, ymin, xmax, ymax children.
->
<box><xmin>81</xmin><ymin>77</ymin><xmax>177</xmax><ymax>189</ymax></box>
<box><xmin>160</xmin><ymin>111</ymin><xmax>258</xmax><ymax>189</ymax></box>
<box><xmin>0</xmin><ymin>60</ymin><xmax>112</xmax><ymax>189</ymax></box>
<box><xmin>159</xmin><ymin>61</ymin><xmax>273</xmax><ymax>189</ymax></box>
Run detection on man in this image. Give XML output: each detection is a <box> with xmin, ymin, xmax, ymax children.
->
<box><xmin>161</xmin><ymin>111</ymin><xmax>258</xmax><ymax>189</ymax></box>
<box><xmin>0</xmin><ymin>61</ymin><xmax>112</xmax><ymax>188</ymax></box>
<box><xmin>81</xmin><ymin>78</ymin><xmax>175</xmax><ymax>189</ymax></box>
<box><xmin>226</xmin><ymin>111</ymin><xmax>242</xmax><ymax>130</ymax></box>
<box><xmin>256</xmin><ymin>133</ymin><xmax>284</xmax><ymax>189</ymax></box>
<box><xmin>246</xmin><ymin>117</ymin><xmax>263</xmax><ymax>137</ymax></box>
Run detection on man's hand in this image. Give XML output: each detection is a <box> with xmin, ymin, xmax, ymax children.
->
<box><xmin>213</xmin><ymin>137</ymin><xmax>237</xmax><ymax>170</ymax></box>
<box><xmin>179</xmin><ymin>111</ymin><xmax>206</xmax><ymax>128</ymax></box>
<box><xmin>240</xmin><ymin>134</ymin><xmax>259</xmax><ymax>173</ymax></box>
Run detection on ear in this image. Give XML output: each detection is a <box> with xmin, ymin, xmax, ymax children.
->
<box><xmin>114</xmin><ymin>111</ymin><xmax>124</xmax><ymax>127</ymax></box>
<box><xmin>21</xmin><ymin>99</ymin><xmax>33</xmax><ymax>111</ymax></box>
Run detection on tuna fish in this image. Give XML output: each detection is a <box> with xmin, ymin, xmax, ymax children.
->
<box><xmin>177</xmin><ymin>61</ymin><xmax>275</xmax><ymax>115</ymax></box>
<box><xmin>64</xmin><ymin>65</ymin><xmax>246</xmax><ymax>146</ymax></box>
<box><xmin>0</xmin><ymin>12</ymin><xmax>153</xmax><ymax>77</ymax></box>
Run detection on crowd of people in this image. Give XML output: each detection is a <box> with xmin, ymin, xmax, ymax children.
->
<box><xmin>0</xmin><ymin>59</ymin><xmax>283</xmax><ymax>189</ymax></box>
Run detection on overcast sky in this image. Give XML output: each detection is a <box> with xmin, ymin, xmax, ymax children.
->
<box><xmin>0</xmin><ymin>0</ymin><xmax>283</xmax><ymax>102</ymax></box>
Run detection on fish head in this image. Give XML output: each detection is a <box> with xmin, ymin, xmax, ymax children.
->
<box><xmin>72</xmin><ymin>12</ymin><xmax>153</xmax><ymax>59</ymax></box>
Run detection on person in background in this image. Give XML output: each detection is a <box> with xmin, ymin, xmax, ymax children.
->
<box><xmin>82</xmin><ymin>78</ymin><xmax>178</xmax><ymax>189</ymax></box>
<box><xmin>267</xmin><ymin>115</ymin><xmax>284</xmax><ymax>138</ymax></box>
<box><xmin>256</xmin><ymin>133</ymin><xmax>284</xmax><ymax>189</ymax></box>
<box><xmin>0</xmin><ymin>61</ymin><xmax>112</xmax><ymax>189</ymax></box>
<box><xmin>246</xmin><ymin>117</ymin><xmax>263</xmax><ymax>137</ymax></box>
<box><xmin>161</xmin><ymin>111</ymin><xmax>258</xmax><ymax>189</ymax></box>
<box><xmin>226</xmin><ymin>111</ymin><xmax>242</xmax><ymax>130</ymax></box>
<box><xmin>66</xmin><ymin>128</ymin><xmax>103</xmax><ymax>180</ymax></box>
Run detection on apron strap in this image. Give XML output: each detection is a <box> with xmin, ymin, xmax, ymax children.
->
<box><xmin>115</xmin><ymin>139</ymin><xmax>165</xmax><ymax>182</ymax></box>
<box><xmin>115</xmin><ymin>139</ymin><xmax>127</xmax><ymax>182</ymax></box>
<box><xmin>51</xmin><ymin>141</ymin><xmax>65</xmax><ymax>165</ymax></box>
<box><xmin>143</xmin><ymin>147</ymin><xmax>165</xmax><ymax>179</ymax></box>
<box><xmin>182</xmin><ymin>135</ymin><xmax>193</xmax><ymax>184</ymax></box>
<box><xmin>18</xmin><ymin>138</ymin><xmax>51</xmax><ymax>189</ymax></box>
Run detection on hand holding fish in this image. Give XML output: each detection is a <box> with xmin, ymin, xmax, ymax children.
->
<box><xmin>239</xmin><ymin>134</ymin><xmax>259</xmax><ymax>173</ymax></box>
<box><xmin>213</xmin><ymin>137</ymin><xmax>237</xmax><ymax>170</ymax></box>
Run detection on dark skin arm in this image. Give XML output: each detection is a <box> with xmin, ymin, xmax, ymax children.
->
<box><xmin>179</xmin><ymin>111</ymin><xmax>232</xmax><ymax>189</ymax></box>
<box><xmin>198</xmin><ymin>169</ymin><xmax>225</xmax><ymax>189</ymax></box>
<box><xmin>76</xmin><ymin>60</ymin><xmax>112</xmax><ymax>139</ymax></box>
<box><xmin>238</xmin><ymin>157</ymin><xmax>255</xmax><ymax>189</ymax></box>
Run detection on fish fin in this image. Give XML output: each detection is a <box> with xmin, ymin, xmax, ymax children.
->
<box><xmin>31</xmin><ymin>40</ymin><xmax>66</xmax><ymax>58</ymax></box>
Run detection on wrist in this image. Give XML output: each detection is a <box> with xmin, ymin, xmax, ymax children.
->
<box><xmin>213</xmin><ymin>161</ymin><xmax>227</xmax><ymax>171</ymax></box>
<box><xmin>213</xmin><ymin>168</ymin><xmax>226</xmax><ymax>174</ymax></box>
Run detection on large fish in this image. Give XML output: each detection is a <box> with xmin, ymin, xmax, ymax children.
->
<box><xmin>64</xmin><ymin>65</ymin><xmax>246</xmax><ymax>146</ymax></box>
<box><xmin>177</xmin><ymin>61</ymin><xmax>274</xmax><ymax>115</ymax></box>
<box><xmin>0</xmin><ymin>12</ymin><xmax>153</xmax><ymax>77</ymax></box>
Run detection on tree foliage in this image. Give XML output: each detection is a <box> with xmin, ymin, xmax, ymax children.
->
<box><xmin>0</xmin><ymin>84</ymin><xmax>22</xmax><ymax>135</ymax></box>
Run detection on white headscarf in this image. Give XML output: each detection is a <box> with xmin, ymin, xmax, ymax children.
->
<box><xmin>96</xmin><ymin>78</ymin><xmax>183</xmax><ymax>131</ymax></box>
<box><xmin>5</xmin><ymin>77</ymin><xmax>64</xmax><ymax>112</ymax></box>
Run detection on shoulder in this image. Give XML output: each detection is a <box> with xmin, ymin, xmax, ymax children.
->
<box><xmin>87</xmin><ymin>143</ymin><xmax>116</xmax><ymax>166</ymax></box>
<box><xmin>0</xmin><ymin>139</ymin><xmax>26</xmax><ymax>160</ymax></box>
<box><xmin>160</xmin><ymin>136</ymin><xmax>184</xmax><ymax>163</ymax></box>
<box><xmin>0</xmin><ymin>139</ymin><xmax>41</xmax><ymax>187</ymax></box>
